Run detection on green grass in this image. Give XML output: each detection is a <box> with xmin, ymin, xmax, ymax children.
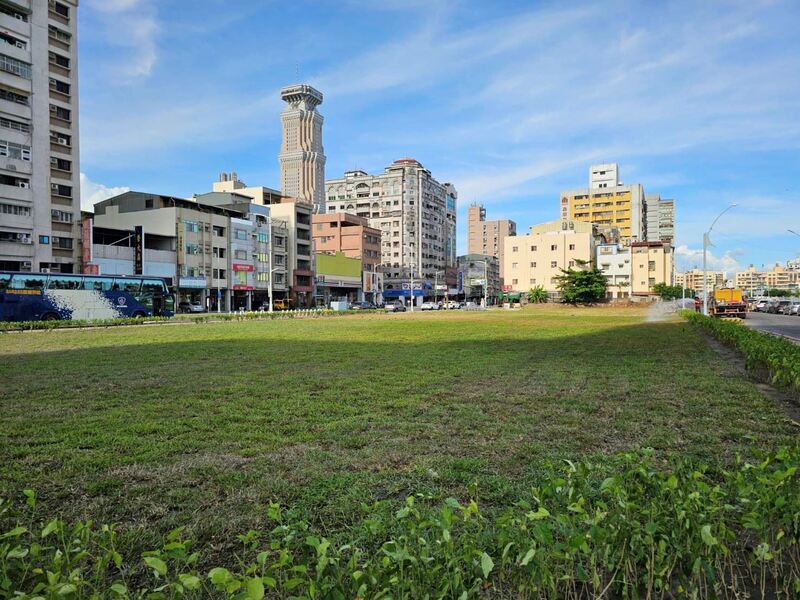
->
<box><xmin>0</xmin><ymin>306</ymin><xmax>794</xmax><ymax>563</ymax></box>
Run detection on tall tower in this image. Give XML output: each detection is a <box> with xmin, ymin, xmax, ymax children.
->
<box><xmin>279</xmin><ymin>84</ymin><xmax>326</xmax><ymax>212</ymax></box>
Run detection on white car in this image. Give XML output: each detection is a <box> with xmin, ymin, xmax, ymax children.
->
<box><xmin>445</xmin><ymin>301</ymin><xmax>460</xmax><ymax>310</ymax></box>
<box><xmin>420</xmin><ymin>301</ymin><xmax>439</xmax><ymax>311</ymax></box>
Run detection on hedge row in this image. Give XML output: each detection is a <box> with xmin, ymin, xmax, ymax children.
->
<box><xmin>2</xmin><ymin>448</ymin><xmax>799</xmax><ymax>599</ymax></box>
<box><xmin>684</xmin><ymin>311</ymin><xmax>800</xmax><ymax>393</ymax></box>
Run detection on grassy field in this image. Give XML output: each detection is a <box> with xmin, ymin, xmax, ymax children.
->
<box><xmin>0</xmin><ymin>306</ymin><xmax>795</xmax><ymax>561</ymax></box>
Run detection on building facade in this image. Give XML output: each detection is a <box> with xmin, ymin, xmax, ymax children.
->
<box><xmin>504</xmin><ymin>219</ymin><xmax>601</xmax><ymax>297</ymax></box>
<box><xmin>645</xmin><ymin>194</ymin><xmax>675</xmax><ymax>243</ymax></box>
<box><xmin>279</xmin><ymin>84</ymin><xmax>325</xmax><ymax>213</ymax></box>
<box><xmin>734</xmin><ymin>264</ymin><xmax>800</xmax><ymax>293</ymax></box>
<box><xmin>312</xmin><ymin>211</ymin><xmax>383</xmax><ymax>304</ymax></box>
<box><xmin>325</xmin><ymin>158</ymin><xmax>457</xmax><ymax>302</ymax></box>
<box><xmin>0</xmin><ymin>0</ymin><xmax>80</xmax><ymax>273</ymax></box>
<box><xmin>596</xmin><ymin>243</ymin><xmax>632</xmax><ymax>299</ymax></box>
<box><xmin>457</xmin><ymin>253</ymin><xmax>499</xmax><ymax>304</ymax></box>
<box><xmin>675</xmin><ymin>269</ymin><xmax>725</xmax><ymax>293</ymax></box>
<box><xmin>630</xmin><ymin>241</ymin><xmax>674</xmax><ymax>297</ymax></box>
<box><xmin>466</xmin><ymin>204</ymin><xmax>516</xmax><ymax>284</ymax></box>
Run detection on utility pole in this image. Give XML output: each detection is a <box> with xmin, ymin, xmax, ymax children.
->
<box><xmin>703</xmin><ymin>204</ymin><xmax>737</xmax><ymax>316</ymax></box>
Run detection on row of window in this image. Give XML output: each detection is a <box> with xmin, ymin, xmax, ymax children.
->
<box><xmin>0</xmin><ymin>139</ymin><xmax>30</xmax><ymax>161</ymax></box>
<box><xmin>511</xmin><ymin>244</ymin><xmax>576</xmax><ymax>252</ymax></box>
<box><xmin>1</xmin><ymin>274</ymin><xmax>165</xmax><ymax>294</ymax></box>
<box><xmin>511</xmin><ymin>261</ymin><xmax>575</xmax><ymax>269</ymax></box>
<box><xmin>0</xmin><ymin>53</ymin><xmax>31</xmax><ymax>79</ymax></box>
<box><xmin>1</xmin><ymin>202</ymin><xmax>29</xmax><ymax>217</ymax></box>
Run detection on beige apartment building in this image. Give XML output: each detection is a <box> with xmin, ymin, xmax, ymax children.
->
<box><xmin>503</xmin><ymin>219</ymin><xmax>600</xmax><ymax>296</ymax></box>
<box><xmin>631</xmin><ymin>241</ymin><xmax>673</xmax><ymax>297</ymax></box>
<box><xmin>0</xmin><ymin>0</ymin><xmax>81</xmax><ymax>273</ymax></box>
<box><xmin>675</xmin><ymin>269</ymin><xmax>725</xmax><ymax>292</ymax></box>
<box><xmin>561</xmin><ymin>164</ymin><xmax>645</xmax><ymax>244</ymax></box>
<box><xmin>467</xmin><ymin>204</ymin><xmax>516</xmax><ymax>284</ymax></box>
<box><xmin>735</xmin><ymin>264</ymin><xmax>800</xmax><ymax>293</ymax></box>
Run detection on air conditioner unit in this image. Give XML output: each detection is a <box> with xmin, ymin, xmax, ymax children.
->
<box><xmin>41</xmin><ymin>267</ymin><xmax>50</xmax><ymax>273</ymax></box>
<box><xmin>49</xmin><ymin>105</ymin><xmax>57</xmax><ymax>113</ymax></box>
<box><xmin>57</xmin><ymin>137</ymin><xmax>68</xmax><ymax>145</ymax></box>
<box><xmin>18</xmin><ymin>181</ymin><xmax>29</xmax><ymax>188</ymax></box>
<box><xmin>15</xmin><ymin>41</ymin><xmax>24</xmax><ymax>49</ymax></box>
<box><xmin>14</xmin><ymin>14</ymin><xmax>23</xmax><ymax>21</ymax></box>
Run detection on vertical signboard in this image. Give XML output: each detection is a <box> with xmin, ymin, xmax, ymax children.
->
<box><xmin>457</xmin><ymin>271</ymin><xmax>463</xmax><ymax>293</ymax></box>
<box><xmin>81</xmin><ymin>217</ymin><xmax>93</xmax><ymax>270</ymax></box>
<box><xmin>134</xmin><ymin>225</ymin><xmax>144</xmax><ymax>275</ymax></box>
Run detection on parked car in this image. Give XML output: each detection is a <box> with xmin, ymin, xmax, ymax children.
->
<box><xmin>445</xmin><ymin>301</ymin><xmax>460</xmax><ymax>310</ymax></box>
<box><xmin>178</xmin><ymin>301</ymin><xmax>205</xmax><ymax>313</ymax></box>
<box><xmin>777</xmin><ymin>300</ymin><xmax>798</xmax><ymax>315</ymax></box>
<box><xmin>790</xmin><ymin>302</ymin><xmax>800</xmax><ymax>316</ymax></box>
<box><xmin>420</xmin><ymin>301</ymin><xmax>440</xmax><ymax>311</ymax></box>
<box><xmin>385</xmin><ymin>301</ymin><xmax>406</xmax><ymax>313</ymax></box>
<box><xmin>753</xmin><ymin>300</ymin><xmax>769</xmax><ymax>312</ymax></box>
<box><xmin>349</xmin><ymin>301</ymin><xmax>376</xmax><ymax>310</ymax></box>
<box><xmin>772</xmin><ymin>300</ymin><xmax>792</xmax><ymax>314</ymax></box>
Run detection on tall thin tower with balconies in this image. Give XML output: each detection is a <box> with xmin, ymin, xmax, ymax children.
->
<box><xmin>279</xmin><ymin>84</ymin><xmax>325</xmax><ymax>213</ymax></box>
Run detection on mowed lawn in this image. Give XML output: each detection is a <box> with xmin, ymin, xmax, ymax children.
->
<box><xmin>0</xmin><ymin>306</ymin><xmax>794</xmax><ymax>555</ymax></box>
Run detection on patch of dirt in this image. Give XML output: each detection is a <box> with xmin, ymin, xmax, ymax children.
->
<box><xmin>700</xmin><ymin>331</ymin><xmax>800</xmax><ymax>426</ymax></box>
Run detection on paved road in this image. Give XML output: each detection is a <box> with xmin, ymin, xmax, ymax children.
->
<box><xmin>743</xmin><ymin>311</ymin><xmax>800</xmax><ymax>343</ymax></box>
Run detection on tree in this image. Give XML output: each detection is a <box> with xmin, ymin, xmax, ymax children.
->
<box><xmin>555</xmin><ymin>260</ymin><xmax>607</xmax><ymax>304</ymax></box>
<box><xmin>653</xmin><ymin>283</ymin><xmax>695</xmax><ymax>300</ymax></box>
<box><xmin>527</xmin><ymin>285</ymin><xmax>548</xmax><ymax>303</ymax></box>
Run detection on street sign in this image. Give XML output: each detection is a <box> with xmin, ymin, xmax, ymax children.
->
<box><xmin>435</xmin><ymin>284</ymin><xmax>447</xmax><ymax>291</ymax></box>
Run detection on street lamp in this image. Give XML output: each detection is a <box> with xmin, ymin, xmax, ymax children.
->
<box><xmin>789</xmin><ymin>229</ymin><xmax>800</xmax><ymax>238</ymax></box>
<box><xmin>703</xmin><ymin>204</ymin><xmax>737</xmax><ymax>316</ymax></box>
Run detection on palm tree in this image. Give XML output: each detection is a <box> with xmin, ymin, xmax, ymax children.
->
<box><xmin>527</xmin><ymin>285</ymin><xmax>547</xmax><ymax>303</ymax></box>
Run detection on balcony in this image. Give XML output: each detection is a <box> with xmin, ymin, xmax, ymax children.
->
<box><xmin>0</xmin><ymin>13</ymin><xmax>30</xmax><ymax>38</ymax></box>
<box><xmin>0</xmin><ymin>69</ymin><xmax>30</xmax><ymax>94</ymax></box>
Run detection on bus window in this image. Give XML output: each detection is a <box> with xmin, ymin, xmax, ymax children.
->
<box><xmin>10</xmin><ymin>274</ymin><xmax>47</xmax><ymax>290</ymax></box>
<box><xmin>114</xmin><ymin>278</ymin><xmax>141</xmax><ymax>293</ymax></box>
<box><xmin>47</xmin><ymin>275</ymin><xmax>83</xmax><ymax>290</ymax></box>
<box><xmin>86</xmin><ymin>277</ymin><xmax>113</xmax><ymax>291</ymax></box>
<box><xmin>0</xmin><ymin>273</ymin><xmax>10</xmax><ymax>291</ymax></box>
<box><xmin>141</xmin><ymin>279</ymin><xmax>165</xmax><ymax>295</ymax></box>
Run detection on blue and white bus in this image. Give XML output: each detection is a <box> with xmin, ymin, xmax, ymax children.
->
<box><xmin>0</xmin><ymin>271</ymin><xmax>174</xmax><ymax>322</ymax></box>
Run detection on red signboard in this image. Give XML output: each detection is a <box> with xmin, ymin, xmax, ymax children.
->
<box><xmin>232</xmin><ymin>263</ymin><xmax>254</xmax><ymax>272</ymax></box>
<box><xmin>84</xmin><ymin>264</ymin><xmax>99</xmax><ymax>275</ymax></box>
<box><xmin>232</xmin><ymin>284</ymin><xmax>254</xmax><ymax>291</ymax></box>
<box><xmin>502</xmin><ymin>285</ymin><xmax>512</xmax><ymax>292</ymax></box>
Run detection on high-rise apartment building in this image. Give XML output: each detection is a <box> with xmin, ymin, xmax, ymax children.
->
<box><xmin>675</xmin><ymin>269</ymin><xmax>725</xmax><ymax>292</ymax></box>
<box><xmin>325</xmin><ymin>158</ymin><xmax>457</xmax><ymax>300</ymax></box>
<box><xmin>279</xmin><ymin>84</ymin><xmax>325</xmax><ymax>213</ymax></box>
<box><xmin>466</xmin><ymin>204</ymin><xmax>516</xmax><ymax>284</ymax></box>
<box><xmin>0</xmin><ymin>0</ymin><xmax>80</xmax><ymax>273</ymax></box>
<box><xmin>645</xmin><ymin>194</ymin><xmax>675</xmax><ymax>243</ymax></box>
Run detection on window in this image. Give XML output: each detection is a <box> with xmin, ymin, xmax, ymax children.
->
<box><xmin>648</xmin><ymin>261</ymin><xmax>656</xmax><ymax>272</ymax></box>
<box><xmin>213</xmin><ymin>247</ymin><xmax>226</xmax><ymax>259</ymax></box>
<box><xmin>530</xmin><ymin>245</ymin><xmax>537</xmax><ymax>251</ymax></box>
<box><xmin>48</xmin><ymin>25</ymin><xmax>71</xmax><ymax>44</ymax></box>
<box><xmin>550</xmin><ymin>244</ymin><xmax>557</xmax><ymax>251</ymax></box>
<box><xmin>1</xmin><ymin>203</ymin><xmax>30</xmax><ymax>217</ymax></box>
<box><xmin>51</xmin><ymin>236</ymin><xmax>73</xmax><ymax>250</ymax></box>
<box><xmin>49</xmin><ymin>78</ymin><xmax>70</xmax><ymax>95</ymax></box>
<box><xmin>212</xmin><ymin>268</ymin><xmax>227</xmax><ymax>279</ymax></box>
<box><xmin>51</xmin><ymin>209</ymin><xmax>72</xmax><ymax>223</ymax></box>
<box><xmin>0</xmin><ymin>116</ymin><xmax>30</xmax><ymax>134</ymax></box>
<box><xmin>512</xmin><ymin>246</ymin><xmax>519</xmax><ymax>252</ymax></box>
<box><xmin>49</xmin><ymin>157</ymin><xmax>71</xmax><ymax>172</ymax></box>
<box><xmin>212</xmin><ymin>225</ymin><xmax>225</xmax><ymax>237</ymax></box>
<box><xmin>144</xmin><ymin>198</ymin><xmax>153</xmax><ymax>208</ymax></box>
<box><xmin>530</xmin><ymin>279</ymin><xmax>536</xmax><ymax>284</ymax></box>
<box><xmin>48</xmin><ymin>51</ymin><xmax>70</xmax><ymax>69</ymax></box>
<box><xmin>569</xmin><ymin>244</ymin><xmax>575</xmax><ymax>251</ymax></box>
<box><xmin>234</xmin><ymin>229</ymin><xmax>247</xmax><ymax>240</ymax></box>
<box><xmin>550</xmin><ymin>261</ymin><xmax>557</xmax><ymax>268</ymax></box>
<box><xmin>0</xmin><ymin>54</ymin><xmax>32</xmax><ymax>79</ymax></box>
<box><xmin>49</xmin><ymin>104</ymin><xmax>71</xmax><ymax>121</ymax></box>
<box><xmin>141</xmin><ymin>279</ymin><xmax>166</xmax><ymax>295</ymax></box>
<box><xmin>235</xmin><ymin>249</ymin><xmax>247</xmax><ymax>260</ymax></box>
<box><xmin>512</xmin><ymin>278</ymin><xmax>518</xmax><ymax>285</ymax></box>
<box><xmin>0</xmin><ymin>5</ymin><xmax>28</xmax><ymax>21</ymax></box>
<box><xmin>39</xmin><ymin>235</ymin><xmax>49</xmax><ymax>244</ymax></box>
<box><xmin>0</xmin><ymin>140</ymin><xmax>31</xmax><ymax>161</ymax></box>
<box><xmin>86</xmin><ymin>277</ymin><xmax>113</xmax><ymax>291</ymax></box>
<box><xmin>47</xmin><ymin>275</ymin><xmax>82</xmax><ymax>290</ymax></box>
<box><xmin>10</xmin><ymin>274</ymin><xmax>46</xmax><ymax>290</ymax></box>
<box><xmin>512</xmin><ymin>262</ymin><xmax>518</xmax><ymax>268</ymax></box>
<box><xmin>185</xmin><ymin>243</ymin><xmax>200</xmax><ymax>255</ymax></box>
<box><xmin>530</xmin><ymin>262</ymin><xmax>537</xmax><ymax>268</ymax></box>
<box><xmin>569</xmin><ymin>260</ymin><xmax>575</xmax><ymax>267</ymax></box>
<box><xmin>50</xmin><ymin>131</ymin><xmax>71</xmax><ymax>146</ymax></box>
<box><xmin>114</xmin><ymin>278</ymin><xmax>141</xmax><ymax>293</ymax></box>
<box><xmin>52</xmin><ymin>1</ymin><xmax>70</xmax><ymax>18</ymax></box>
<box><xmin>256</xmin><ymin>232</ymin><xmax>268</xmax><ymax>243</ymax></box>
<box><xmin>50</xmin><ymin>183</ymin><xmax>72</xmax><ymax>197</ymax></box>
<box><xmin>184</xmin><ymin>221</ymin><xmax>198</xmax><ymax>233</ymax></box>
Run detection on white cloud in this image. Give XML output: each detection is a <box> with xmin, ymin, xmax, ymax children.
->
<box><xmin>674</xmin><ymin>245</ymin><xmax>745</xmax><ymax>276</ymax></box>
<box><xmin>80</xmin><ymin>173</ymin><xmax>129</xmax><ymax>213</ymax></box>
<box><xmin>86</xmin><ymin>0</ymin><xmax>158</xmax><ymax>81</ymax></box>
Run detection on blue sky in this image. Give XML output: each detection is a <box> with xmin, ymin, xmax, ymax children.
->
<box><xmin>78</xmin><ymin>0</ymin><xmax>800</xmax><ymax>274</ymax></box>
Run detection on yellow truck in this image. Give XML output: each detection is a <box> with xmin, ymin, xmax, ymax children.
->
<box><xmin>710</xmin><ymin>288</ymin><xmax>747</xmax><ymax>319</ymax></box>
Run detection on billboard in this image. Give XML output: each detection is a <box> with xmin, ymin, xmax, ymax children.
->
<box><xmin>134</xmin><ymin>226</ymin><xmax>144</xmax><ymax>275</ymax></box>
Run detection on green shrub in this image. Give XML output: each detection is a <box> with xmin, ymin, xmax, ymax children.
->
<box><xmin>2</xmin><ymin>448</ymin><xmax>799</xmax><ymax>598</ymax></box>
<box><xmin>684</xmin><ymin>311</ymin><xmax>800</xmax><ymax>392</ymax></box>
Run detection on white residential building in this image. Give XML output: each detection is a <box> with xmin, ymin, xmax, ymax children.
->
<box><xmin>325</xmin><ymin>158</ymin><xmax>457</xmax><ymax>299</ymax></box>
<box><xmin>596</xmin><ymin>243</ymin><xmax>632</xmax><ymax>299</ymax></box>
<box><xmin>0</xmin><ymin>0</ymin><xmax>80</xmax><ymax>273</ymax></box>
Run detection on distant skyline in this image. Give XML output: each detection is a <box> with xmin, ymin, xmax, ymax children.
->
<box><xmin>78</xmin><ymin>0</ymin><xmax>800</xmax><ymax>274</ymax></box>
